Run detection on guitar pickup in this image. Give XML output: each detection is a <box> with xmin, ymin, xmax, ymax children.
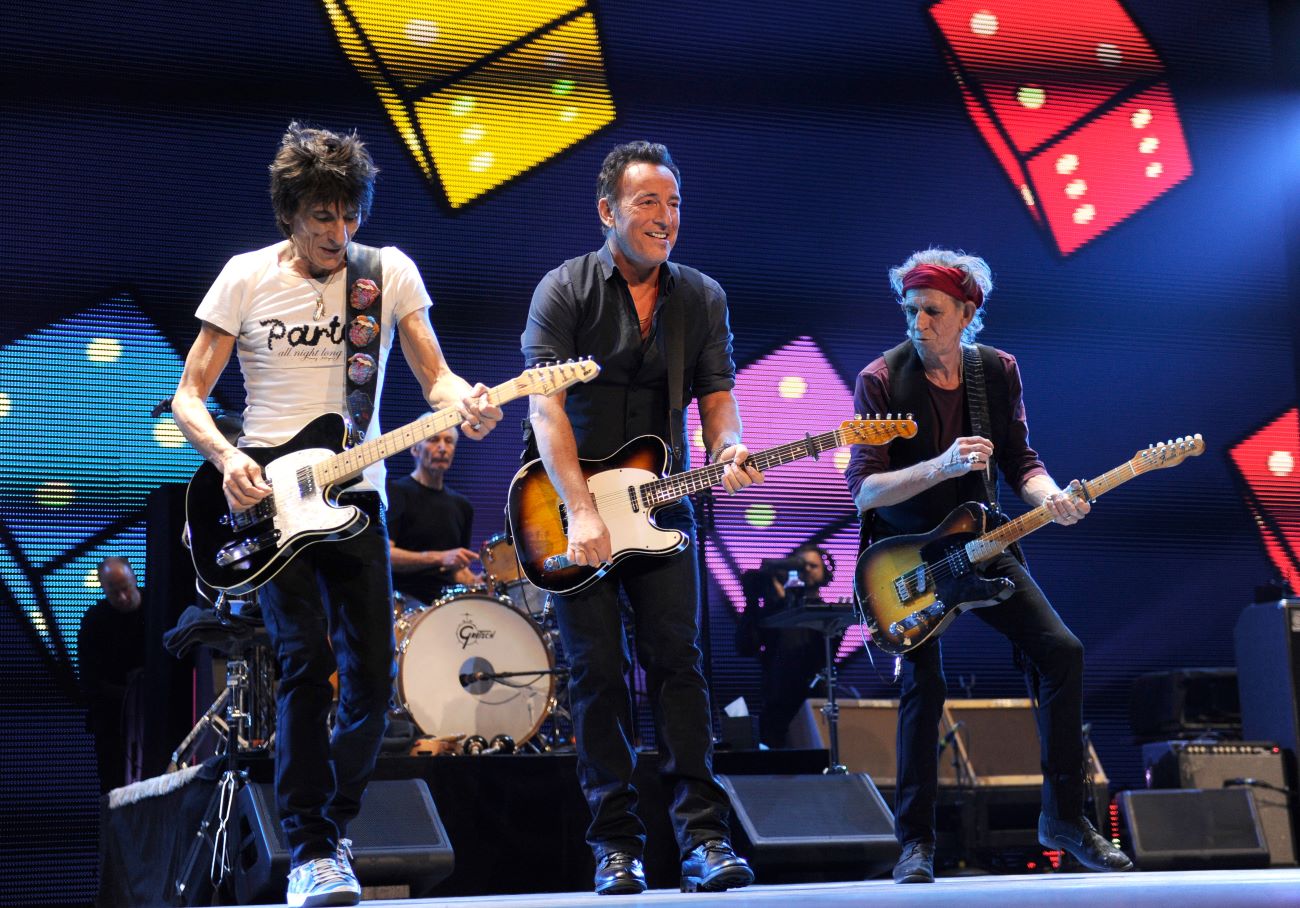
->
<box><xmin>222</xmin><ymin>497</ymin><xmax>275</xmax><ymax>531</ymax></box>
<box><xmin>543</xmin><ymin>554</ymin><xmax>573</xmax><ymax>571</ymax></box>
<box><xmin>215</xmin><ymin>530</ymin><xmax>281</xmax><ymax>567</ymax></box>
<box><xmin>893</xmin><ymin>566</ymin><xmax>927</xmax><ymax>603</ymax></box>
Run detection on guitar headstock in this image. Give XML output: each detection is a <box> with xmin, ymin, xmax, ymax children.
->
<box><xmin>522</xmin><ymin>358</ymin><xmax>602</xmax><ymax>396</ymax></box>
<box><xmin>1132</xmin><ymin>434</ymin><xmax>1205</xmax><ymax>471</ymax></box>
<box><xmin>841</xmin><ymin>413</ymin><xmax>919</xmax><ymax>445</ymax></box>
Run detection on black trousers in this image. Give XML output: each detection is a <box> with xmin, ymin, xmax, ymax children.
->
<box><xmin>894</xmin><ymin>552</ymin><xmax>1086</xmax><ymax>845</ymax></box>
<box><xmin>551</xmin><ymin>505</ymin><xmax>731</xmax><ymax>859</ymax></box>
<box><xmin>257</xmin><ymin>493</ymin><xmax>395</xmax><ymax>866</ymax></box>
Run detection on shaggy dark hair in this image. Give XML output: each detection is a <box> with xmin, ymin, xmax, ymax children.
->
<box><xmin>595</xmin><ymin>140</ymin><xmax>681</xmax><ymax>214</ymax></box>
<box><xmin>268</xmin><ymin>122</ymin><xmax>378</xmax><ymax>238</ymax></box>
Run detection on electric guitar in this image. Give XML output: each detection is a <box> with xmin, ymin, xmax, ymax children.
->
<box><xmin>854</xmin><ymin>435</ymin><xmax>1204</xmax><ymax>655</ymax></box>
<box><xmin>185</xmin><ymin>360</ymin><xmax>601</xmax><ymax>593</ymax></box>
<box><xmin>508</xmin><ymin>417</ymin><xmax>919</xmax><ymax>595</ymax></box>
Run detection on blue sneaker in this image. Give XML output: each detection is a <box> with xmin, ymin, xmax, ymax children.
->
<box><xmin>286</xmin><ymin>856</ymin><xmax>361</xmax><ymax>907</ymax></box>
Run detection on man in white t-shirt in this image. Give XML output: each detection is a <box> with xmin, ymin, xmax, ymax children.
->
<box><xmin>172</xmin><ymin>122</ymin><xmax>501</xmax><ymax>908</ymax></box>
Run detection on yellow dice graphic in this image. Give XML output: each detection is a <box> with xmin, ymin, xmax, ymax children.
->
<box><xmin>322</xmin><ymin>1</ymin><xmax>617</xmax><ymax>208</ymax></box>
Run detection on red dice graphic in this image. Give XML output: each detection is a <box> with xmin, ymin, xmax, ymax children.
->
<box><xmin>929</xmin><ymin>0</ymin><xmax>1192</xmax><ymax>254</ymax></box>
<box><xmin>1229</xmin><ymin>408</ymin><xmax>1300</xmax><ymax>584</ymax></box>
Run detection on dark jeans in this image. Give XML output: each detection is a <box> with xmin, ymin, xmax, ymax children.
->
<box><xmin>551</xmin><ymin>504</ymin><xmax>731</xmax><ymax>859</ymax></box>
<box><xmin>894</xmin><ymin>552</ymin><xmax>1085</xmax><ymax>845</ymax></box>
<box><xmin>258</xmin><ymin>492</ymin><xmax>395</xmax><ymax>866</ymax></box>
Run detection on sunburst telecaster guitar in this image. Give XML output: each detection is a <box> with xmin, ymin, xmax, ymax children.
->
<box><xmin>854</xmin><ymin>434</ymin><xmax>1204</xmax><ymax>656</ymax></box>
<box><xmin>185</xmin><ymin>360</ymin><xmax>601</xmax><ymax>593</ymax></box>
<box><xmin>508</xmin><ymin>417</ymin><xmax>918</xmax><ymax>595</ymax></box>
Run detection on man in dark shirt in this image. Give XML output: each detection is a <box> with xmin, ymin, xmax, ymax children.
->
<box><xmin>521</xmin><ymin>140</ymin><xmax>759</xmax><ymax>895</ymax></box>
<box><xmin>78</xmin><ymin>556</ymin><xmax>147</xmax><ymax>793</ymax></box>
<box><xmin>844</xmin><ymin>248</ymin><xmax>1132</xmax><ymax>883</ymax></box>
<box><xmin>736</xmin><ymin>544</ymin><xmax>834</xmax><ymax>747</ymax></box>
<box><xmin>387</xmin><ymin>427</ymin><xmax>478</xmax><ymax>604</ymax></box>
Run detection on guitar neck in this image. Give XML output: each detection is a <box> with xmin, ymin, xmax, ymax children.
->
<box><xmin>315</xmin><ymin>378</ymin><xmax>523</xmax><ymax>486</ymax></box>
<box><xmin>639</xmin><ymin>426</ymin><xmax>859</xmax><ymax>507</ymax></box>
<box><xmin>966</xmin><ymin>458</ymin><xmax>1144</xmax><ymax>563</ymax></box>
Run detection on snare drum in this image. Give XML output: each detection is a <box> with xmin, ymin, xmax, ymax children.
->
<box><xmin>480</xmin><ymin>533</ymin><xmax>524</xmax><ymax>585</ymax></box>
<box><xmin>395</xmin><ymin>587</ymin><xmax>555</xmax><ymax>745</ymax></box>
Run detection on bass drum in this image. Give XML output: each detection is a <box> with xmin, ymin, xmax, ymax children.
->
<box><xmin>396</xmin><ymin>588</ymin><xmax>555</xmax><ymax>745</ymax></box>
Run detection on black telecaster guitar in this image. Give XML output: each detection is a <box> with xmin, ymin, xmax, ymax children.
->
<box><xmin>854</xmin><ymin>435</ymin><xmax>1204</xmax><ymax>655</ymax></box>
<box><xmin>508</xmin><ymin>417</ymin><xmax>918</xmax><ymax>595</ymax></box>
<box><xmin>185</xmin><ymin>360</ymin><xmax>600</xmax><ymax>593</ymax></box>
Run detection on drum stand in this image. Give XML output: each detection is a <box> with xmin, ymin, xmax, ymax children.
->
<box><xmin>170</xmin><ymin>604</ymin><xmax>266</xmax><ymax>906</ymax></box>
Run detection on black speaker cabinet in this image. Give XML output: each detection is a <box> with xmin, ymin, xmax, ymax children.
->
<box><xmin>1117</xmin><ymin>788</ymin><xmax>1270</xmax><ymax>871</ymax></box>
<box><xmin>1235</xmin><ymin>601</ymin><xmax>1300</xmax><ymax>757</ymax></box>
<box><xmin>1129</xmin><ymin>668</ymin><xmax>1241</xmax><ymax>742</ymax></box>
<box><xmin>1142</xmin><ymin>740</ymin><xmax>1296</xmax><ymax>866</ymax></box>
<box><xmin>234</xmin><ymin>779</ymin><xmax>454</xmax><ymax>904</ymax></box>
<box><xmin>718</xmin><ymin>773</ymin><xmax>898</xmax><ymax>881</ymax></box>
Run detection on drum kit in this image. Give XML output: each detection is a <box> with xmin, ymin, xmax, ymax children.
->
<box><xmin>391</xmin><ymin>533</ymin><xmax>570</xmax><ymax>754</ymax></box>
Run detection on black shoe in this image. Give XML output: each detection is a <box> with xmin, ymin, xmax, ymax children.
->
<box><xmin>892</xmin><ymin>840</ymin><xmax>935</xmax><ymax>883</ymax></box>
<box><xmin>1038</xmin><ymin>813</ymin><xmax>1134</xmax><ymax>872</ymax></box>
<box><xmin>680</xmin><ymin>839</ymin><xmax>755</xmax><ymax>892</ymax></box>
<box><xmin>594</xmin><ymin>851</ymin><xmax>646</xmax><ymax>895</ymax></box>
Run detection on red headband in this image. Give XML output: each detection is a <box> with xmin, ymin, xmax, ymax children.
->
<box><xmin>901</xmin><ymin>264</ymin><xmax>983</xmax><ymax>308</ymax></box>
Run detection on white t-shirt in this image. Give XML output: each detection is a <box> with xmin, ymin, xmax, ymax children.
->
<box><xmin>195</xmin><ymin>241</ymin><xmax>432</xmax><ymax>497</ymax></box>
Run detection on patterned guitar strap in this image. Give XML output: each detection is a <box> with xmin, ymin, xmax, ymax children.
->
<box><xmin>342</xmin><ymin>243</ymin><xmax>384</xmax><ymax>446</ymax></box>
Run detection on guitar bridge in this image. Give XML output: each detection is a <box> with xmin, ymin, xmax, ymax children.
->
<box><xmin>543</xmin><ymin>554</ymin><xmax>573</xmax><ymax>572</ymax></box>
<box><xmin>215</xmin><ymin>530</ymin><xmax>281</xmax><ymax>567</ymax></box>
<box><xmin>888</xmin><ymin>602</ymin><xmax>946</xmax><ymax>639</ymax></box>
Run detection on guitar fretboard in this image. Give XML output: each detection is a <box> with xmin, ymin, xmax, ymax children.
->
<box><xmin>965</xmin><ymin>447</ymin><xmax>1183</xmax><ymax>563</ymax></box>
<box><xmin>640</xmin><ymin>424</ymin><xmax>896</xmax><ymax>506</ymax></box>
<box><xmin>312</xmin><ymin>370</ymin><xmax>572</xmax><ymax>487</ymax></box>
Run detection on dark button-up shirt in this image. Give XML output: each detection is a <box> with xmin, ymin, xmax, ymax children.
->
<box><xmin>521</xmin><ymin>244</ymin><xmax>735</xmax><ymax>472</ymax></box>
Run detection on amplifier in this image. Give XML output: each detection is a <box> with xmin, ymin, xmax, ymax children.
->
<box><xmin>1142</xmin><ymin>740</ymin><xmax>1295</xmax><ymax>866</ymax></box>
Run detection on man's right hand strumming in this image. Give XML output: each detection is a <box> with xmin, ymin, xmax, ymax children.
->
<box><xmin>220</xmin><ymin>448</ymin><xmax>273</xmax><ymax>510</ymax></box>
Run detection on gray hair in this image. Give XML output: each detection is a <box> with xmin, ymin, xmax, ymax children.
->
<box><xmin>889</xmin><ymin>248</ymin><xmax>993</xmax><ymax>344</ymax></box>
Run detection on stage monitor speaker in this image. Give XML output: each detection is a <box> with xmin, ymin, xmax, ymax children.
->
<box><xmin>1142</xmin><ymin>740</ymin><xmax>1296</xmax><ymax>866</ymax></box>
<box><xmin>1117</xmin><ymin>788</ymin><xmax>1270</xmax><ymax>871</ymax></box>
<box><xmin>1235</xmin><ymin>601</ymin><xmax>1300</xmax><ymax>757</ymax></box>
<box><xmin>234</xmin><ymin>779</ymin><xmax>454</xmax><ymax>904</ymax></box>
<box><xmin>718</xmin><ymin>773</ymin><xmax>898</xmax><ymax>881</ymax></box>
<box><xmin>943</xmin><ymin>699</ymin><xmax>1109</xmax><ymax>788</ymax></box>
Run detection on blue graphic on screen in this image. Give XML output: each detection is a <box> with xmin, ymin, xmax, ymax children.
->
<box><xmin>0</xmin><ymin>296</ymin><xmax>206</xmax><ymax>658</ymax></box>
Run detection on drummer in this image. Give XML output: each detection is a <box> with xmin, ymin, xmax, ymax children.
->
<box><xmin>386</xmin><ymin>427</ymin><xmax>478</xmax><ymax>604</ymax></box>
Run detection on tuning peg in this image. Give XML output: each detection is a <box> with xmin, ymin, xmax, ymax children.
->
<box><xmin>854</xmin><ymin>412</ymin><xmax>861</xmax><ymax>420</ymax></box>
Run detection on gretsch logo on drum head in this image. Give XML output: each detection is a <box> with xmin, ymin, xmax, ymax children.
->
<box><xmin>456</xmin><ymin>612</ymin><xmax>496</xmax><ymax>649</ymax></box>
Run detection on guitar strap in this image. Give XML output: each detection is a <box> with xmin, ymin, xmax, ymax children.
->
<box><xmin>963</xmin><ymin>343</ymin><xmax>1027</xmax><ymax>565</ymax></box>
<box><xmin>342</xmin><ymin>243</ymin><xmax>384</xmax><ymax>446</ymax></box>
<box><xmin>664</xmin><ymin>262</ymin><xmax>701</xmax><ymax>473</ymax></box>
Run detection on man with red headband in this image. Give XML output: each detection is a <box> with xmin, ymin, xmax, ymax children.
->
<box><xmin>844</xmin><ymin>248</ymin><xmax>1133</xmax><ymax>883</ymax></box>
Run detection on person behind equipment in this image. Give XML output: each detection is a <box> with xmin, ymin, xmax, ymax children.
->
<box><xmin>78</xmin><ymin>556</ymin><xmax>147</xmax><ymax>794</ymax></box>
<box><xmin>386</xmin><ymin>426</ymin><xmax>478</xmax><ymax>604</ymax></box>
<box><xmin>736</xmin><ymin>544</ymin><xmax>835</xmax><ymax>747</ymax></box>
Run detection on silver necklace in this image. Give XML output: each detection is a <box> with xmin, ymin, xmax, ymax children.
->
<box><xmin>304</xmin><ymin>269</ymin><xmax>340</xmax><ymax>321</ymax></box>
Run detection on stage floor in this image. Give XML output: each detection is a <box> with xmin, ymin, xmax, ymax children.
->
<box><xmin>262</xmin><ymin>869</ymin><xmax>1300</xmax><ymax>908</ymax></box>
